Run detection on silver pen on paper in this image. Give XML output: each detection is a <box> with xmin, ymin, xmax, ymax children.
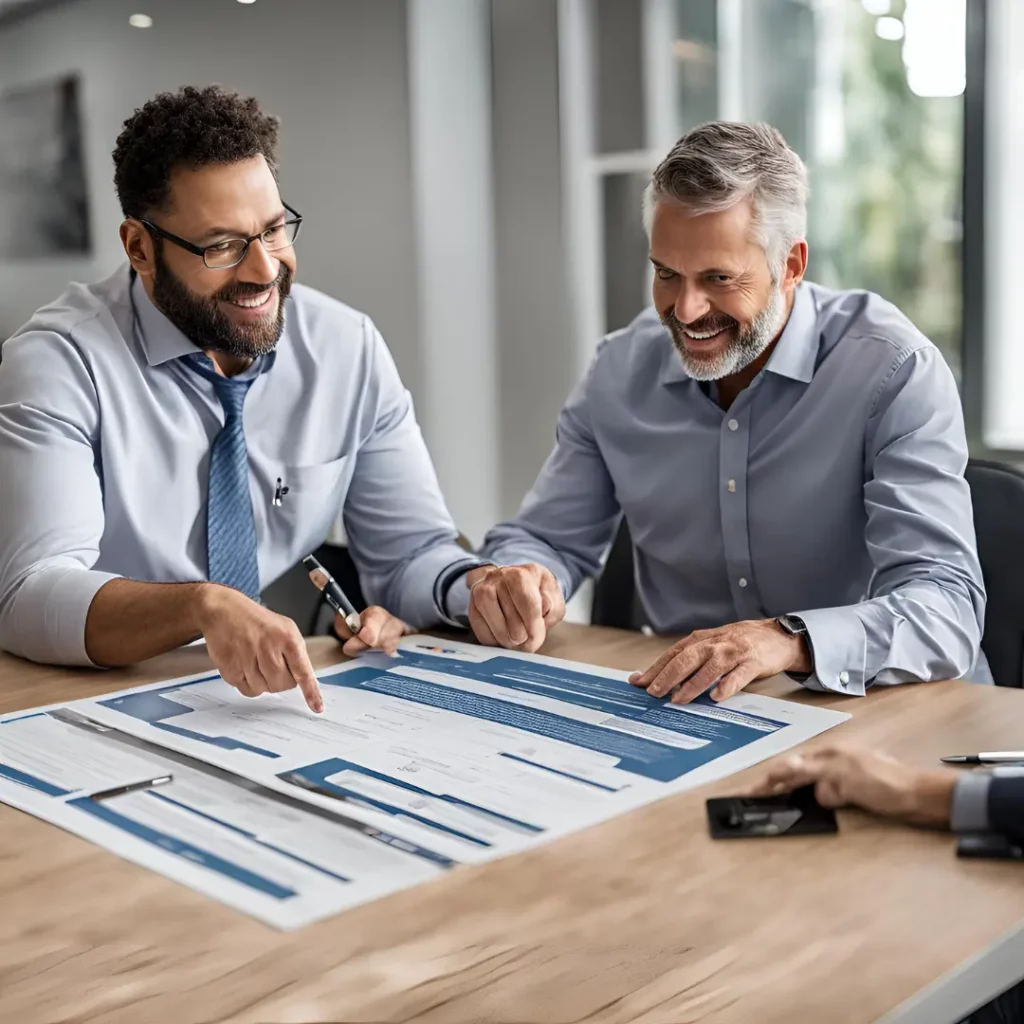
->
<box><xmin>88</xmin><ymin>775</ymin><xmax>174</xmax><ymax>802</ymax></box>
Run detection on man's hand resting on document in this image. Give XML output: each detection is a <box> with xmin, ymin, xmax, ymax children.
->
<box><xmin>464</xmin><ymin>563</ymin><xmax>565</xmax><ymax>653</ymax></box>
<box><xmin>196</xmin><ymin>584</ymin><xmax>325</xmax><ymax>714</ymax></box>
<box><xmin>628</xmin><ymin>618</ymin><xmax>812</xmax><ymax>703</ymax></box>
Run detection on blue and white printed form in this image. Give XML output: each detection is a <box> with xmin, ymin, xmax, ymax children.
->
<box><xmin>0</xmin><ymin>636</ymin><xmax>848</xmax><ymax>928</ymax></box>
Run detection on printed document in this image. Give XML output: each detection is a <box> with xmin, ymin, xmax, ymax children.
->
<box><xmin>0</xmin><ymin>635</ymin><xmax>849</xmax><ymax>927</ymax></box>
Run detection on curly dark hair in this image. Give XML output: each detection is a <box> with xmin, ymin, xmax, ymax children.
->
<box><xmin>112</xmin><ymin>85</ymin><xmax>280</xmax><ymax>219</ymax></box>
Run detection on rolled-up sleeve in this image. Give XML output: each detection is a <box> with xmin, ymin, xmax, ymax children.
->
<box><xmin>0</xmin><ymin>332</ymin><xmax>120</xmax><ymax>665</ymax></box>
<box><xmin>341</xmin><ymin>319</ymin><xmax>474</xmax><ymax>628</ymax></box>
<box><xmin>479</xmin><ymin>342</ymin><xmax>622</xmax><ymax>599</ymax></box>
<box><xmin>794</xmin><ymin>346</ymin><xmax>985</xmax><ymax>695</ymax></box>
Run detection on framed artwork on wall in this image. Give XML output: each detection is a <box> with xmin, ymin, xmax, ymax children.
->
<box><xmin>0</xmin><ymin>73</ymin><xmax>90</xmax><ymax>258</ymax></box>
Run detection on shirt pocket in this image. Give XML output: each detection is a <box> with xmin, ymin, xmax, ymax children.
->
<box><xmin>264</xmin><ymin>455</ymin><xmax>354</xmax><ymax>561</ymax></box>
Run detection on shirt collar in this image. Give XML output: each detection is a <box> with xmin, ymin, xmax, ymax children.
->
<box><xmin>658</xmin><ymin>282</ymin><xmax>819</xmax><ymax>388</ymax></box>
<box><xmin>130</xmin><ymin>271</ymin><xmax>203</xmax><ymax>366</ymax></box>
<box><xmin>762</xmin><ymin>282</ymin><xmax>818</xmax><ymax>383</ymax></box>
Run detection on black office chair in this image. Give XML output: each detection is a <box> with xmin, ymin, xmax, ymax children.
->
<box><xmin>590</xmin><ymin>517</ymin><xmax>644</xmax><ymax>632</ymax></box>
<box><xmin>966</xmin><ymin>458</ymin><xmax>1024</xmax><ymax>688</ymax></box>
<box><xmin>592</xmin><ymin>461</ymin><xmax>1024</xmax><ymax>688</ymax></box>
<box><xmin>261</xmin><ymin>542</ymin><xmax>367</xmax><ymax>637</ymax></box>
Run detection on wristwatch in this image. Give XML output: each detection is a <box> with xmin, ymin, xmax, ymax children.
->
<box><xmin>776</xmin><ymin>614</ymin><xmax>813</xmax><ymax>680</ymax></box>
<box><xmin>776</xmin><ymin>614</ymin><xmax>808</xmax><ymax>638</ymax></box>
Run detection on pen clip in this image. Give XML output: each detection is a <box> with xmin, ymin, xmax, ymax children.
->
<box><xmin>273</xmin><ymin>477</ymin><xmax>289</xmax><ymax>507</ymax></box>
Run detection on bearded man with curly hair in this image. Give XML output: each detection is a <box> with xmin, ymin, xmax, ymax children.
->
<box><xmin>0</xmin><ymin>86</ymin><xmax>502</xmax><ymax>711</ymax></box>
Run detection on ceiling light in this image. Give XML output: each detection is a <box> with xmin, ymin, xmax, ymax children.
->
<box><xmin>861</xmin><ymin>0</ymin><xmax>891</xmax><ymax>14</ymax></box>
<box><xmin>236</xmin><ymin>0</ymin><xmax>257</xmax><ymax>4</ymax></box>
<box><xmin>129</xmin><ymin>13</ymin><xmax>153</xmax><ymax>27</ymax></box>
<box><xmin>875</xmin><ymin>16</ymin><xmax>905</xmax><ymax>41</ymax></box>
<box><xmin>902</xmin><ymin>0</ymin><xmax>966</xmax><ymax>97</ymax></box>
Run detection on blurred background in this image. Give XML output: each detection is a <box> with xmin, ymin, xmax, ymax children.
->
<box><xmin>0</xmin><ymin>0</ymin><xmax>1015</xmax><ymax>610</ymax></box>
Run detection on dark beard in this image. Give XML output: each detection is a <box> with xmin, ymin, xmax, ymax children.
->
<box><xmin>152</xmin><ymin>244</ymin><xmax>292</xmax><ymax>359</ymax></box>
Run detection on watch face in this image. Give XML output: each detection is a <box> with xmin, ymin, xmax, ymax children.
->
<box><xmin>778</xmin><ymin>615</ymin><xmax>803</xmax><ymax>635</ymax></box>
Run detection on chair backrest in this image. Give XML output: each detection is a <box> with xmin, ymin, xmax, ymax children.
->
<box><xmin>966</xmin><ymin>458</ymin><xmax>1024</xmax><ymax>687</ymax></box>
<box><xmin>590</xmin><ymin>517</ymin><xmax>644</xmax><ymax>631</ymax></box>
<box><xmin>263</xmin><ymin>533</ymin><xmax>473</xmax><ymax>637</ymax></box>
<box><xmin>592</xmin><ymin>460</ymin><xmax>1024</xmax><ymax>688</ymax></box>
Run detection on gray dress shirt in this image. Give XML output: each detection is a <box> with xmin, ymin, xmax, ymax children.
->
<box><xmin>0</xmin><ymin>267</ymin><xmax>473</xmax><ymax>665</ymax></box>
<box><xmin>465</xmin><ymin>282</ymin><xmax>990</xmax><ymax>694</ymax></box>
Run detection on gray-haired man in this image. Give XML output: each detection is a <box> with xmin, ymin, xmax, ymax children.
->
<box><xmin>455</xmin><ymin>121</ymin><xmax>990</xmax><ymax>699</ymax></box>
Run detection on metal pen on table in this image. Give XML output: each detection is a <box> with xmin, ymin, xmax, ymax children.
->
<box><xmin>941</xmin><ymin>752</ymin><xmax>1024</xmax><ymax>766</ymax></box>
<box><xmin>302</xmin><ymin>553</ymin><xmax>362</xmax><ymax>634</ymax></box>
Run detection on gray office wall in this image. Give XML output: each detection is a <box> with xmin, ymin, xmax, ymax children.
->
<box><xmin>0</xmin><ymin>0</ymin><xmax>421</xmax><ymax>391</ymax></box>
<box><xmin>491</xmin><ymin>0</ymin><xmax>576</xmax><ymax>518</ymax></box>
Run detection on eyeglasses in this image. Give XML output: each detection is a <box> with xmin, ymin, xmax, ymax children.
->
<box><xmin>139</xmin><ymin>201</ymin><xmax>303</xmax><ymax>269</ymax></box>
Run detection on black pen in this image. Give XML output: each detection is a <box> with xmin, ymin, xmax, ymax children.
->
<box><xmin>302</xmin><ymin>553</ymin><xmax>361</xmax><ymax>633</ymax></box>
<box><xmin>941</xmin><ymin>752</ymin><xmax>1024</xmax><ymax>765</ymax></box>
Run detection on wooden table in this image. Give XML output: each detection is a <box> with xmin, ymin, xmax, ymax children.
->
<box><xmin>1</xmin><ymin>623</ymin><xmax>1023</xmax><ymax>1024</ymax></box>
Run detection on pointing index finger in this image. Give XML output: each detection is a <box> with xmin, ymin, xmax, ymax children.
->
<box><xmin>284</xmin><ymin>644</ymin><xmax>324</xmax><ymax>713</ymax></box>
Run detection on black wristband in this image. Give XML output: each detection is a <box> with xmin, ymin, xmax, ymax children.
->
<box><xmin>434</xmin><ymin>558</ymin><xmax>489</xmax><ymax>624</ymax></box>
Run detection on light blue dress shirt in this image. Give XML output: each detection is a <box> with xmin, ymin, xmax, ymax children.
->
<box><xmin>469</xmin><ymin>282</ymin><xmax>990</xmax><ymax>694</ymax></box>
<box><xmin>0</xmin><ymin>266</ymin><xmax>474</xmax><ymax>665</ymax></box>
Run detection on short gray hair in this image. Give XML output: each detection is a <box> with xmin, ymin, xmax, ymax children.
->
<box><xmin>642</xmin><ymin>121</ymin><xmax>809</xmax><ymax>274</ymax></box>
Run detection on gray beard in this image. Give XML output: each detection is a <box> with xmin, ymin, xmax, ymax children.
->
<box><xmin>664</xmin><ymin>284</ymin><xmax>787</xmax><ymax>381</ymax></box>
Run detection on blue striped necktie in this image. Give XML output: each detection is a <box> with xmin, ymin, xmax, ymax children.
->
<box><xmin>183</xmin><ymin>354</ymin><xmax>261</xmax><ymax>600</ymax></box>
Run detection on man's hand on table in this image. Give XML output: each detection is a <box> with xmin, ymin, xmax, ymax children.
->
<box><xmin>333</xmin><ymin>605</ymin><xmax>412</xmax><ymax>657</ymax></box>
<box><xmin>749</xmin><ymin>746</ymin><xmax>957</xmax><ymax>828</ymax></box>
<box><xmin>628</xmin><ymin>618</ymin><xmax>812</xmax><ymax>703</ymax></box>
<box><xmin>464</xmin><ymin>563</ymin><xmax>565</xmax><ymax>653</ymax></box>
<box><xmin>196</xmin><ymin>585</ymin><xmax>411</xmax><ymax>714</ymax></box>
<box><xmin>196</xmin><ymin>584</ymin><xmax>325</xmax><ymax>712</ymax></box>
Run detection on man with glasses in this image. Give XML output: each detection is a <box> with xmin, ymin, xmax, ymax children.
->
<box><xmin>0</xmin><ymin>86</ymin><xmax>482</xmax><ymax>712</ymax></box>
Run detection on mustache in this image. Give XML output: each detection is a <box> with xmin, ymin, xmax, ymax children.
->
<box><xmin>660</xmin><ymin>309</ymin><xmax>737</xmax><ymax>334</ymax></box>
<box><xmin>215</xmin><ymin>265</ymin><xmax>290</xmax><ymax>303</ymax></box>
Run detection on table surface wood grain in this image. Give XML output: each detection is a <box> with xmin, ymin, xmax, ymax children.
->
<box><xmin>1</xmin><ymin>622</ymin><xmax>1022</xmax><ymax>1024</ymax></box>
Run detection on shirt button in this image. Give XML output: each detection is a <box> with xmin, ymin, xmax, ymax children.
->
<box><xmin>728</xmin><ymin>418</ymin><xmax>739</xmax><ymax>431</ymax></box>
<box><xmin>727</xmin><ymin>479</ymin><xmax>736</xmax><ymax>493</ymax></box>
<box><xmin>738</xmin><ymin>577</ymin><xmax>748</xmax><ymax>588</ymax></box>
<box><xmin>839</xmin><ymin>671</ymin><xmax>850</xmax><ymax>685</ymax></box>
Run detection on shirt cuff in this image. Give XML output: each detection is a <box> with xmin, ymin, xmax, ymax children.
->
<box><xmin>434</xmin><ymin>558</ymin><xmax>490</xmax><ymax>627</ymax></box>
<box><xmin>951</xmin><ymin>772</ymin><xmax>993</xmax><ymax>833</ymax></box>
<box><xmin>0</xmin><ymin>566</ymin><xmax>121</xmax><ymax>666</ymax></box>
<box><xmin>386</xmin><ymin>544</ymin><xmax>480</xmax><ymax>628</ymax></box>
<box><xmin>787</xmin><ymin>606</ymin><xmax>868</xmax><ymax>695</ymax></box>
